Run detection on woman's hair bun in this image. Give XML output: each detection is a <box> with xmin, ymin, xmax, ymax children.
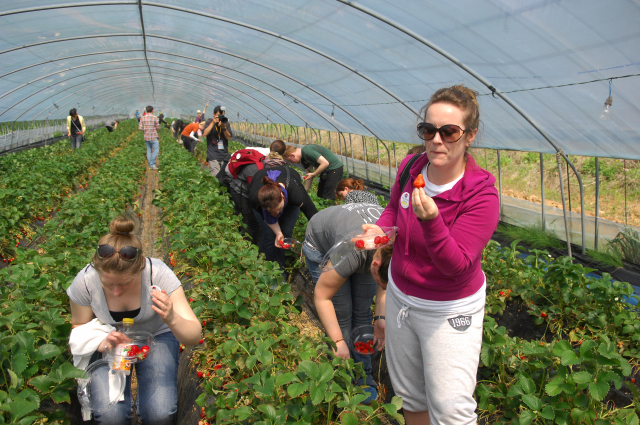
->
<box><xmin>109</xmin><ymin>217</ymin><xmax>135</xmax><ymax>235</ymax></box>
<box><xmin>262</xmin><ymin>176</ymin><xmax>276</xmax><ymax>185</ymax></box>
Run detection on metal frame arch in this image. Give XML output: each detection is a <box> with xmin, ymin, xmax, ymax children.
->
<box><xmin>0</xmin><ymin>49</ymin><xmax>143</xmax><ymax>81</ymax></box>
<box><xmin>0</xmin><ymin>58</ymin><xmax>148</xmax><ymax>102</ymax></box>
<box><xmin>5</xmin><ymin>68</ymin><xmax>151</xmax><ymax>121</ymax></box>
<box><xmin>13</xmin><ymin>70</ymin><xmax>152</xmax><ymax>122</ymax></box>
<box><xmin>337</xmin><ymin>0</ymin><xmax>588</xmax><ymax>254</ymax></box>
<box><xmin>47</xmin><ymin>79</ymin><xmax>206</xmax><ymax>120</ymax></box>
<box><xmin>0</xmin><ymin>1</ymin><xmax>421</xmax><ymax>118</ymax></box>
<box><xmin>0</xmin><ymin>30</ymin><xmax>392</xmax><ymax>141</ymax></box>
<box><xmin>147</xmin><ymin>60</ymin><xmax>304</xmax><ymax>125</ymax></box>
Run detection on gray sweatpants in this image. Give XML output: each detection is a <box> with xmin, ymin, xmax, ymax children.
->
<box><xmin>385</xmin><ymin>288</ymin><xmax>484</xmax><ymax>424</ymax></box>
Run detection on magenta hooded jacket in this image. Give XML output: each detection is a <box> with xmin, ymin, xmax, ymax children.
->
<box><xmin>376</xmin><ymin>153</ymin><xmax>499</xmax><ymax>301</ymax></box>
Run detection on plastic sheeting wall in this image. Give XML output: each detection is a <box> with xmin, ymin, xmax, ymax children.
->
<box><xmin>0</xmin><ymin>1</ymin><xmax>638</xmax><ymax>158</ymax></box>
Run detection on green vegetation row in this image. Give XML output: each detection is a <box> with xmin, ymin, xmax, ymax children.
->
<box><xmin>0</xmin><ymin>133</ymin><xmax>147</xmax><ymax>424</ymax></box>
<box><xmin>0</xmin><ymin>120</ymin><xmax>140</xmax><ymax>260</ymax></box>
<box><xmin>478</xmin><ymin>241</ymin><xmax>640</xmax><ymax>424</ymax></box>
<box><xmin>155</xmin><ymin>135</ymin><xmax>404</xmax><ymax>425</ymax></box>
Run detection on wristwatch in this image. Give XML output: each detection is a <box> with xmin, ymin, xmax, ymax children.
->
<box><xmin>373</xmin><ymin>316</ymin><xmax>385</xmax><ymax>321</ymax></box>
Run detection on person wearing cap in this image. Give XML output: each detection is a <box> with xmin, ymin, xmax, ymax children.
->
<box><xmin>195</xmin><ymin>104</ymin><xmax>208</xmax><ymax>124</ymax></box>
<box><xmin>203</xmin><ymin>105</ymin><xmax>233</xmax><ymax>179</ymax></box>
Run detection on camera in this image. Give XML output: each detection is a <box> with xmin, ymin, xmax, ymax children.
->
<box><xmin>217</xmin><ymin>114</ymin><xmax>228</xmax><ymax>124</ymax></box>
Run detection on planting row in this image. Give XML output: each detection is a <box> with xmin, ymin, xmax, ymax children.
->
<box><xmin>0</xmin><ymin>120</ymin><xmax>139</xmax><ymax>259</ymax></box>
<box><xmin>156</xmin><ymin>135</ymin><xmax>404</xmax><ymax>424</ymax></box>
<box><xmin>0</xmin><ymin>132</ymin><xmax>147</xmax><ymax>424</ymax></box>
<box><xmin>475</xmin><ymin>241</ymin><xmax>640</xmax><ymax>424</ymax></box>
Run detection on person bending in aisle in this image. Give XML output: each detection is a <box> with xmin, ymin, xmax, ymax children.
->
<box><xmin>67</xmin><ymin>217</ymin><xmax>201</xmax><ymax>425</ymax></box>
<box><xmin>181</xmin><ymin>121</ymin><xmax>205</xmax><ymax>154</ymax></box>
<box><xmin>225</xmin><ymin>147</ymin><xmax>287</xmax><ymax>246</ymax></box>
<box><xmin>203</xmin><ymin>105</ymin><xmax>233</xmax><ymax>179</ymax></box>
<box><xmin>171</xmin><ymin>120</ymin><xmax>185</xmax><ymax>143</ymax></box>
<box><xmin>249</xmin><ymin>166</ymin><xmax>318</xmax><ymax>275</ymax></box>
<box><xmin>304</xmin><ymin>197</ymin><xmax>392</xmax><ymax>404</ymax></box>
<box><xmin>283</xmin><ymin>144</ymin><xmax>344</xmax><ymax>200</ymax></box>
<box><xmin>105</xmin><ymin>120</ymin><xmax>119</xmax><ymax>133</ymax></box>
<box><xmin>67</xmin><ymin>108</ymin><xmax>86</xmax><ymax>149</ymax></box>
<box><xmin>138</xmin><ymin>106</ymin><xmax>160</xmax><ymax>170</ymax></box>
<box><xmin>158</xmin><ymin>112</ymin><xmax>167</xmax><ymax>127</ymax></box>
<box><xmin>335</xmin><ymin>178</ymin><xmax>366</xmax><ymax>201</ymax></box>
<box><xmin>269</xmin><ymin>140</ymin><xmax>286</xmax><ymax>156</ymax></box>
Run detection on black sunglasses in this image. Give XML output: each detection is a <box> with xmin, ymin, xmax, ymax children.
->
<box><xmin>417</xmin><ymin>122</ymin><xmax>470</xmax><ymax>143</ymax></box>
<box><xmin>97</xmin><ymin>245</ymin><xmax>141</xmax><ymax>261</ymax></box>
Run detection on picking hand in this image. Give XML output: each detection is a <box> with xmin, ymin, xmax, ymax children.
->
<box><xmin>274</xmin><ymin>232</ymin><xmax>284</xmax><ymax>248</ymax></box>
<box><xmin>100</xmin><ymin>331</ymin><xmax>132</xmax><ymax>353</ymax></box>
<box><xmin>411</xmin><ymin>187</ymin><xmax>438</xmax><ymax>221</ymax></box>
<box><xmin>151</xmin><ymin>289</ymin><xmax>174</xmax><ymax>324</ymax></box>
<box><xmin>333</xmin><ymin>340</ymin><xmax>350</xmax><ymax>360</ymax></box>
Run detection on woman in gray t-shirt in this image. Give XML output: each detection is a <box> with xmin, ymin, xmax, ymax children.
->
<box><xmin>67</xmin><ymin>217</ymin><xmax>201</xmax><ymax>424</ymax></box>
<box><xmin>302</xmin><ymin>199</ymin><xmax>393</xmax><ymax>404</ymax></box>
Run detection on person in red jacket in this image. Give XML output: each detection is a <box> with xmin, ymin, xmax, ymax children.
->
<box><xmin>364</xmin><ymin>85</ymin><xmax>499</xmax><ymax>425</ymax></box>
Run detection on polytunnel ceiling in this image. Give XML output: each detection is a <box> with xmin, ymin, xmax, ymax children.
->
<box><xmin>0</xmin><ymin>0</ymin><xmax>639</xmax><ymax>159</ymax></box>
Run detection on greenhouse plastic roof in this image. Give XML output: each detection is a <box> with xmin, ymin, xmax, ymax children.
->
<box><xmin>1</xmin><ymin>1</ymin><xmax>639</xmax><ymax>159</ymax></box>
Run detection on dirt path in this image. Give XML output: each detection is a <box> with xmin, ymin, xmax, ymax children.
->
<box><xmin>140</xmin><ymin>167</ymin><xmax>160</xmax><ymax>257</ymax></box>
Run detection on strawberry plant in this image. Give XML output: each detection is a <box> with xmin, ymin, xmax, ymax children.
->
<box><xmin>0</xmin><ymin>120</ymin><xmax>140</xmax><ymax>260</ymax></box>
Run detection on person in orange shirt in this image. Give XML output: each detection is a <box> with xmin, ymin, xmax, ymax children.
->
<box><xmin>180</xmin><ymin>122</ymin><xmax>205</xmax><ymax>154</ymax></box>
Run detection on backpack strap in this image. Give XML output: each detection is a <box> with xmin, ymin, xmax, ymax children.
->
<box><xmin>398</xmin><ymin>154</ymin><xmax>422</xmax><ymax>193</ymax></box>
<box><xmin>148</xmin><ymin>257</ymin><xmax>153</xmax><ymax>285</ymax></box>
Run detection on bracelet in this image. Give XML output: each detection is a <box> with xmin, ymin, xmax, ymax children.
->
<box><xmin>334</xmin><ymin>338</ymin><xmax>344</xmax><ymax>344</ymax></box>
<box><xmin>374</xmin><ymin>316</ymin><xmax>385</xmax><ymax>321</ymax></box>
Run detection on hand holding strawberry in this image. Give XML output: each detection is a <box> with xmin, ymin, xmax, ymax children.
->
<box><xmin>373</xmin><ymin>319</ymin><xmax>385</xmax><ymax>351</ymax></box>
<box><xmin>151</xmin><ymin>288</ymin><xmax>175</xmax><ymax>324</ymax></box>
<box><xmin>274</xmin><ymin>232</ymin><xmax>285</xmax><ymax>248</ymax></box>
<box><xmin>411</xmin><ymin>185</ymin><xmax>439</xmax><ymax>221</ymax></box>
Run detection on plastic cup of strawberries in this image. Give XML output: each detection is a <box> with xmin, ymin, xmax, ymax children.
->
<box><xmin>349</xmin><ymin>325</ymin><xmax>377</xmax><ymax>356</ymax></box>
<box><xmin>277</xmin><ymin>237</ymin><xmax>300</xmax><ymax>252</ymax></box>
<box><xmin>321</xmin><ymin>227</ymin><xmax>397</xmax><ymax>273</ymax></box>
<box><xmin>116</xmin><ymin>331</ymin><xmax>156</xmax><ymax>364</ymax></box>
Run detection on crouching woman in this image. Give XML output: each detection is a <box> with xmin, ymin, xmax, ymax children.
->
<box><xmin>67</xmin><ymin>217</ymin><xmax>201</xmax><ymax>425</ymax></box>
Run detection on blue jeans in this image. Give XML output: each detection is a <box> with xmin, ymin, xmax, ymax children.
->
<box><xmin>303</xmin><ymin>243</ymin><xmax>376</xmax><ymax>380</ymax></box>
<box><xmin>89</xmin><ymin>331</ymin><xmax>179</xmax><ymax>425</ymax></box>
<box><xmin>253</xmin><ymin>206</ymin><xmax>300</xmax><ymax>271</ymax></box>
<box><xmin>145</xmin><ymin>139</ymin><xmax>159</xmax><ymax>167</ymax></box>
<box><xmin>70</xmin><ymin>134</ymin><xmax>82</xmax><ymax>149</ymax></box>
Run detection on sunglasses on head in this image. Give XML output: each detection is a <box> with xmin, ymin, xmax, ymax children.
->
<box><xmin>417</xmin><ymin>122</ymin><xmax>470</xmax><ymax>143</ymax></box>
<box><xmin>97</xmin><ymin>245</ymin><xmax>141</xmax><ymax>261</ymax></box>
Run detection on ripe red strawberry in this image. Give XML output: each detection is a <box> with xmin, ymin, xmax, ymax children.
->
<box><xmin>197</xmin><ymin>371</ymin><xmax>203</xmax><ymax>378</ymax></box>
<box><xmin>632</xmin><ymin>378</ymin><xmax>636</xmax><ymax>384</ymax></box>
<box><xmin>374</xmin><ymin>236</ymin><xmax>382</xmax><ymax>244</ymax></box>
<box><xmin>541</xmin><ymin>312</ymin><xmax>547</xmax><ymax>318</ymax></box>
<box><xmin>214</xmin><ymin>364</ymin><xmax>222</xmax><ymax>370</ymax></box>
<box><xmin>499</xmin><ymin>291</ymin><xmax>505</xmax><ymax>296</ymax></box>
<box><xmin>202</xmin><ymin>321</ymin><xmax>206</xmax><ymax>326</ymax></box>
<box><xmin>141</xmin><ymin>345</ymin><xmax>150</xmax><ymax>353</ymax></box>
<box><xmin>199</xmin><ymin>339</ymin><xmax>204</xmax><ymax>344</ymax></box>
<box><xmin>355</xmin><ymin>240</ymin><xmax>365</xmax><ymax>249</ymax></box>
<box><xmin>414</xmin><ymin>174</ymin><xmax>426</xmax><ymax>188</ymax></box>
<box><xmin>380</xmin><ymin>236</ymin><xmax>389</xmax><ymax>244</ymax></box>
<box><xmin>189</xmin><ymin>298</ymin><xmax>194</xmax><ymax>302</ymax></box>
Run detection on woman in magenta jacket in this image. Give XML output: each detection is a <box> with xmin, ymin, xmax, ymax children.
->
<box><xmin>365</xmin><ymin>86</ymin><xmax>499</xmax><ymax>425</ymax></box>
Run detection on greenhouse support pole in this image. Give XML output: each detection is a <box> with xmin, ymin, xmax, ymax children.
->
<box><xmin>540</xmin><ymin>153</ymin><xmax>545</xmax><ymax>231</ymax></box>
<box><xmin>376</xmin><ymin>138</ymin><xmax>382</xmax><ymax>185</ymax></box>
<box><xmin>376</xmin><ymin>138</ymin><xmax>393</xmax><ymax>189</ymax></box>
<box><xmin>556</xmin><ymin>153</ymin><xmax>572</xmax><ymax>257</ymax></box>
<box><xmin>295</xmin><ymin>126</ymin><xmax>300</xmax><ymax>144</ymax></box>
<box><xmin>497</xmin><ymin>150</ymin><xmax>503</xmax><ymax>218</ymax></box>
<box><xmin>567</xmin><ymin>162</ymin><xmax>572</xmax><ymax>212</ymax></box>
<box><xmin>594</xmin><ymin>157</ymin><xmax>600</xmax><ymax>251</ymax></box>
<box><xmin>394</xmin><ymin>143</ymin><xmax>398</xmax><ymax>170</ymax></box>
<box><xmin>624</xmin><ymin>159</ymin><xmax>628</xmax><ymax>226</ymax></box>
<box><xmin>362</xmin><ymin>135</ymin><xmax>369</xmax><ymax>181</ymax></box>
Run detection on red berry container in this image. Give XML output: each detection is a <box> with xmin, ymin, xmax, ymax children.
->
<box><xmin>349</xmin><ymin>325</ymin><xmax>376</xmax><ymax>356</ymax></box>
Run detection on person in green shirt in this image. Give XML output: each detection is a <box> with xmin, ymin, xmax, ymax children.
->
<box><xmin>283</xmin><ymin>145</ymin><xmax>344</xmax><ymax>200</ymax></box>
